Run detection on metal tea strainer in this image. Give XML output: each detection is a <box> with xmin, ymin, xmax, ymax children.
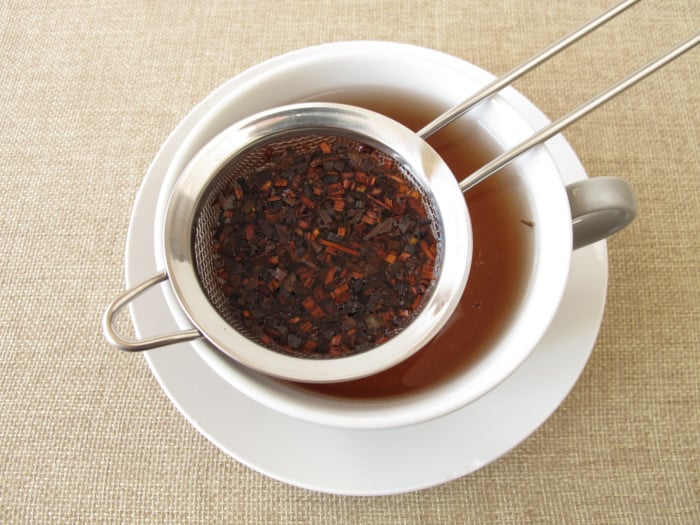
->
<box><xmin>107</xmin><ymin>107</ymin><xmax>472</xmax><ymax>382</ymax></box>
<box><xmin>103</xmin><ymin>0</ymin><xmax>699</xmax><ymax>382</ymax></box>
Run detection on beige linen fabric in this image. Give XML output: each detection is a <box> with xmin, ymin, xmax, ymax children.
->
<box><xmin>1</xmin><ymin>1</ymin><xmax>698</xmax><ymax>523</ymax></box>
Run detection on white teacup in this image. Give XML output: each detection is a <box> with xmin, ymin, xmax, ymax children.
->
<box><xmin>148</xmin><ymin>41</ymin><xmax>634</xmax><ymax>429</ymax></box>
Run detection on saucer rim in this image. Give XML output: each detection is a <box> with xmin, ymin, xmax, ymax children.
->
<box><xmin>124</xmin><ymin>42</ymin><xmax>609</xmax><ymax>495</ymax></box>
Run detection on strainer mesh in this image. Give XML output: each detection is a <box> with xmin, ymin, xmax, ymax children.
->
<box><xmin>193</xmin><ymin>132</ymin><xmax>442</xmax><ymax>359</ymax></box>
<box><xmin>194</xmin><ymin>135</ymin><xmax>323</xmax><ymax>333</ymax></box>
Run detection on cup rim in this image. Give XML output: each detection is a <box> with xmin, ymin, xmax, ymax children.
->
<box><xmin>154</xmin><ymin>40</ymin><xmax>573</xmax><ymax>429</ymax></box>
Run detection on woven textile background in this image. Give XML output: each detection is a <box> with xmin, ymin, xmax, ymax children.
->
<box><xmin>1</xmin><ymin>1</ymin><xmax>698</xmax><ymax>523</ymax></box>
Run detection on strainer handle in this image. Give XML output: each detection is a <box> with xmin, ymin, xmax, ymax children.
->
<box><xmin>102</xmin><ymin>270</ymin><xmax>201</xmax><ymax>352</ymax></box>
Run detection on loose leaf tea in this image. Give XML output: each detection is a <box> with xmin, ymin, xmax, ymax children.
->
<box><xmin>207</xmin><ymin>135</ymin><xmax>440</xmax><ymax>358</ymax></box>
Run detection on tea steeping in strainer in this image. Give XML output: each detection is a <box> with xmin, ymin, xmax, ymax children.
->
<box><xmin>105</xmin><ymin>105</ymin><xmax>471</xmax><ymax>382</ymax></box>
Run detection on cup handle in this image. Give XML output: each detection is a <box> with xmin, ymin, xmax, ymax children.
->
<box><xmin>102</xmin><ymin>270</ymin><xmax>201</xmax><ymax>351</ymax></box>
<box><xmin>566</xmin><ymin>176</ymin><xmax>637</xmax><ymax>250</ymax></box>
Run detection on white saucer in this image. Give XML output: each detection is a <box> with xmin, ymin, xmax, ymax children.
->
<box><xmin>124</xmin><ymin>66</ymin><xmax>608</xmax><ymax>497</ymax></box>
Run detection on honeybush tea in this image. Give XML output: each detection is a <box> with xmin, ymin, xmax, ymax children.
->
<box><xmin>207</xmin><ymin>135</ymin><xmax>440</xmax><ymax>357</ymax></box>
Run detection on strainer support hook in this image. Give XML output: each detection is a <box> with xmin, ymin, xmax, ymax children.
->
<box><xmin>102</xmin><ymin>271</ymin><xmax>201</xmax><ymax>352</ymax></box>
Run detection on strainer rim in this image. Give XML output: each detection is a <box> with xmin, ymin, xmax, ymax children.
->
<box><xmin>163</xmin><ymin>103</ymin><xmax>472</xmax><ymax>382</ymax></box>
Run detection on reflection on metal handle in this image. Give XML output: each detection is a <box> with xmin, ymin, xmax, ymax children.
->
<box><xmin>102</xmin><ymin>270</ymin><xmax>201</xmax><ymax>352</ymax></box>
